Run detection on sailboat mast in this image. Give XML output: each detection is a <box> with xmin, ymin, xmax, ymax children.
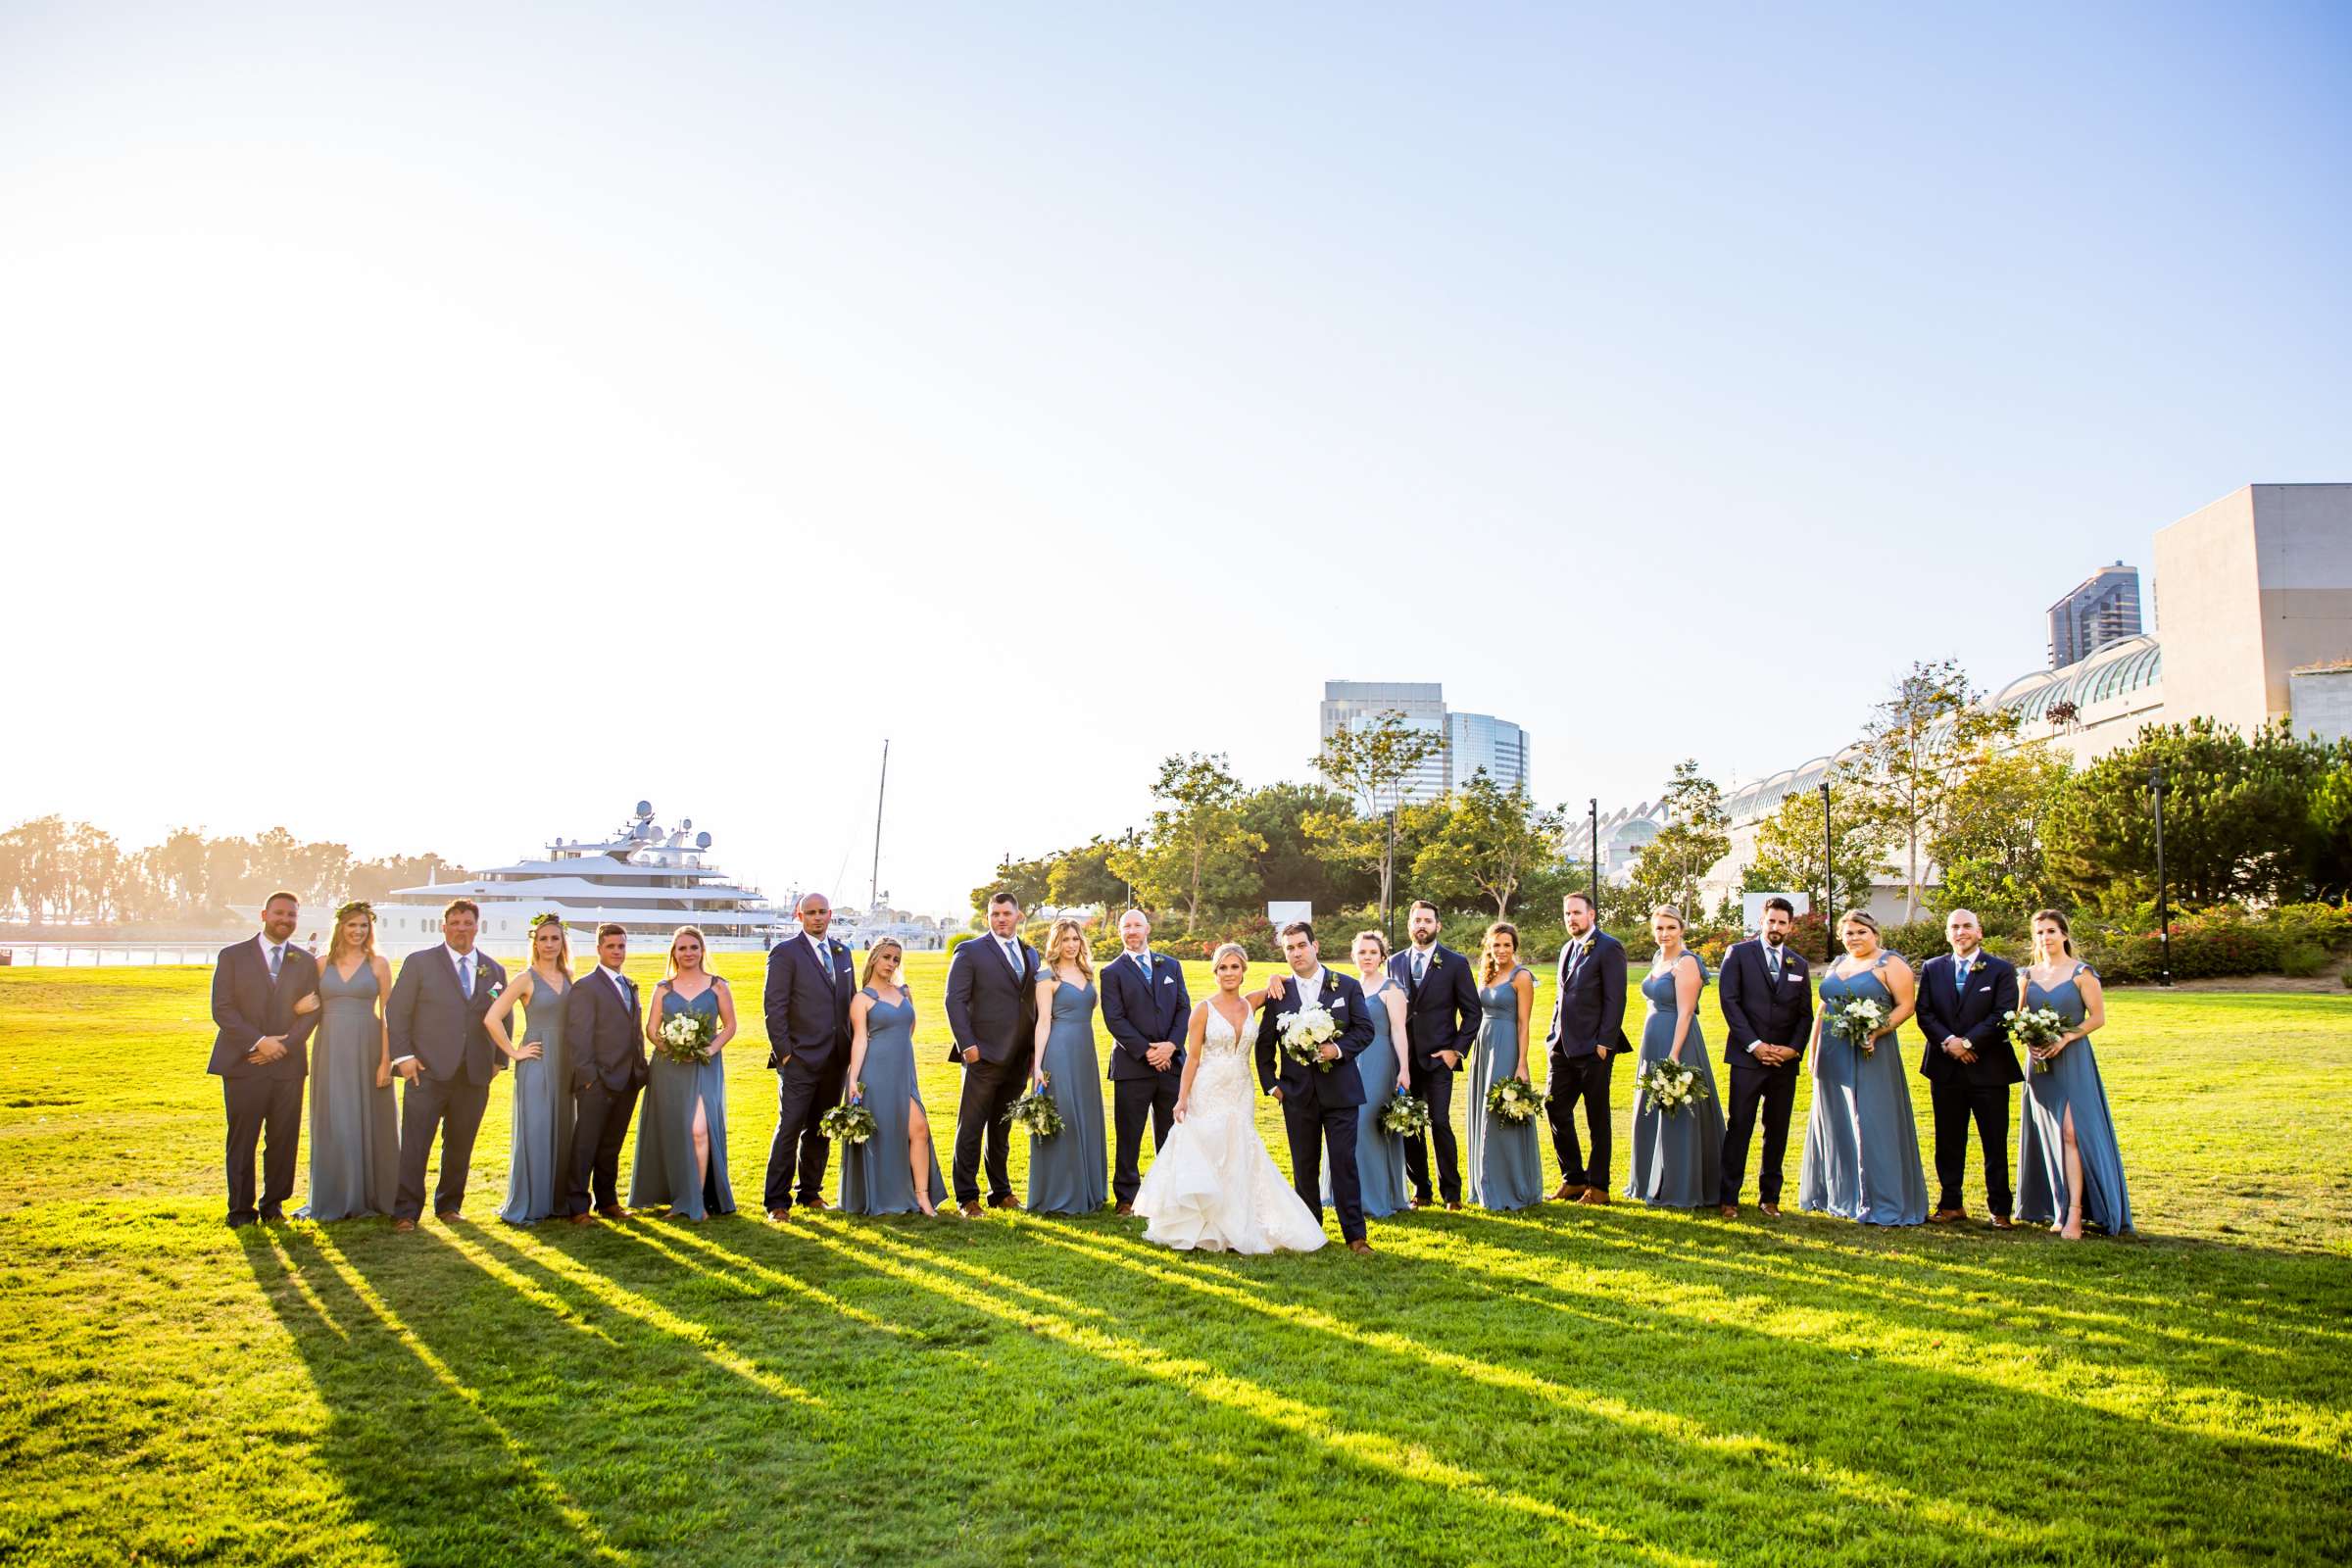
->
<box><xmin>867</xmin><ymin>739</ymin><xmax>890</xmax><ymax>911</ymax></box>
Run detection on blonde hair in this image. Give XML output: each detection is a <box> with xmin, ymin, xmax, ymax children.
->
<box><xmin>325</xmin><ymin>906</ymin><xmax>377</xmax><ymax>967</ymax></box>
<box><xmin>664</xmin><ymin>925</ymin><xmax>710</xmax><ymax>979</ymax></box>
<box><xmin>859</xmin><ymin>938</ymin><xmax>905</xmax><ymax>989</ymax></box>
<box><xmin>1044</xmin><ymin>917</ymin><xmax>1093</xmax><ymax>980</ymax></box>
<box><xmin>1210</xmin><ymin>942</ymin><xmax>1250</xmax><ymax>967</ymax></box>
<box><xmin>528</xmin><ymin>914</ymin><xmax>572</xmax><ymax>977</ymax></box>
<box><xmin>1649</xmin><ymin>905</ymin><xmax>1686</xmax><ymax>934</ymax></box>
<box><xmin>1481</xmin><ymin>921</ymin><xmax>1521</xmax><ymax>985</ymax></box>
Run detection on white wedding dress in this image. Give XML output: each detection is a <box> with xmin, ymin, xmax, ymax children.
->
<box><xmin>1133</xmin><ymin>1000</ymin><xmax>1328</xmax><ymax>1254</ymax></box>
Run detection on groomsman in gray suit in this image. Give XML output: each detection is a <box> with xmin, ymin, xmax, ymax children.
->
<box><xmin>207</xmin><ymin>892</ymin><xmax>321</xmax><ymax>1227</ymax></box>
<box><xmin>386</xmin><ymin>898</ymin><xmax>509</xmax><ymax>1231</ymax></box>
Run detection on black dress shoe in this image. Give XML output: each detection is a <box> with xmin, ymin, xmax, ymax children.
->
<box><xmin>259</xmin><ymin>1207</ymin><xmax>286</xmax><ymax>1224</ymax></box>
<box><xmin>226</xmin><ymin>1214</ymin><xmax>257</xmax><ymax>1229</ymax></box>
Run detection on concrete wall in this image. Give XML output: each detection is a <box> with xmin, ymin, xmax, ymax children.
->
<box><xmin>2290</xmin><ymin>665</ymin><xmax>2352</xmax><ymax>745</ymax></box>
<box><xmin>2154</xmin><ymin>484</ymin><xmax>2352</xmax><ymax>733</ymax></box>
<box><xmin>2252</xmin><ymin>485</ymin><xmax>2352</xmax><ymax>720</ymax></box>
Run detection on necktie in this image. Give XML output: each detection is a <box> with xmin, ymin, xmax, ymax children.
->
<box><xmin>1004</xmin><ymin>939</ymin><xmax>1021</xmax><ymax>975</ymax></box>
<box><xmin>268</xmin><ymin>944</ymin><xmax>282</xmax><ymax>982</ymax></box>
<box><xmin>458</xmin><ymin>956</ymin><xmax>473</xmax><ymax>999</ymax></box>
<box><xmin>1135</xmin><ymin>953</ymin><xmax>1152</xmax><ymax>982</ymax></box>
<box><xmin>1413</xmin><ymin>950</ymin><xmax>1428</xmax><ymax>985</ymax></box>
<box><xmin>1766</xmin><ymin>946</ymin><xmax>1782</xmax><ymax>983</ymax></box>
<box><xmin>1955</xmin><ymin>958</ymin><xmax>1971</xmax><ymax>993</ymax></box>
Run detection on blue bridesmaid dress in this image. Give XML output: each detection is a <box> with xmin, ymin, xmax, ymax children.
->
<box><xmin>2015</xmin><ymin>962</ymin><xmax>2132</xmax><ymax>1235</ymax></box>
<box><xmin>1798</xmin><ymin>954</ymin><xmax>1928</xmax><ymax>1225</ymax></box>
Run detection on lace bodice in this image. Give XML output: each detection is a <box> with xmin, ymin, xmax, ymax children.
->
<box><xmin>1193</xmin><ymin>1002</ymin><xmax>1257</xmax><ymax>1111</ymax></box>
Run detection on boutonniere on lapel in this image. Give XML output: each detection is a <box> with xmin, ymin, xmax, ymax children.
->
<box><xmin>483</xmin><ymin>976</ymin><xmax>503</xmax><ymax>1000</ymax></box>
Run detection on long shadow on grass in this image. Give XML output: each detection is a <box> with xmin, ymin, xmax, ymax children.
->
<box><xmin>719</xmin><ymin>1209</ymin><xmax>2352</xmax><ymax>1566</ymax></box>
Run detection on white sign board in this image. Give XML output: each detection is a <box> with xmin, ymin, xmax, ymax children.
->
<box><xmin>1741</xmin><ymin>891</ymin><xmax>1810</xmax><ymax>934</ymax></box>
<box><xmin>1266</xmin><ymin>901</ymin><xmax>1313</xmax><ymax>934</ymax></box>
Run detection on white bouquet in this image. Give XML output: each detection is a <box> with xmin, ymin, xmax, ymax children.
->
<box><xmin>2004</xmin><ymin>1006</ymin><xmax>2067</xmax><ymax>1073</ymax></box>
<box><xmin>1639</xmin><ymin>1058</ymin><xmax>1709</xmax><ymax>1117</ymax></box>
<box><xmin>1828</xmin><ymin>997</ymin><xmax>1887</xmax><ymax>1056</ymax></box>
<box><xmin>656</xmin><ymin>1009</ymin><xmax>718</xmax><ymax>1064</ymax></box>
<box><xmin>1278</xmin><ymin>1004</ymin><xmax>1340</xmax><ymax>1071</ymax></box>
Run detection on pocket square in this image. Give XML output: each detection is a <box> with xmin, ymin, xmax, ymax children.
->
<box><xmin>1161</xmin><ymin>975</ymin><xmax>1174</xmax><ymax>985</ymax></box>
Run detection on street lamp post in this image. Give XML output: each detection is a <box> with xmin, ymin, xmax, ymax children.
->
<box><xmin>2150</xmin><ymin>764</ymin><xmax>2172</xmax><ymax>987</ymax></box>
<box><xmin>1820</xmin><ymin>780</ymin><xmax>1835</xmax><ymax>937</ymax></box>
<box><xmin>1588</xmin><ymin>798</ymin><xmax>1599</xmax><ymax>923</ymax></box>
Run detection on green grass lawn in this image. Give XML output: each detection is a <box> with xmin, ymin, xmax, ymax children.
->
<box><xmin>2</xmin><ymin>953</ymin><xmax>2348</xmax><ymax>1566</ymax></box>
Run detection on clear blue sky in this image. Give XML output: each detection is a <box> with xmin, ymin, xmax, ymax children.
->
<box><xmin>3</xmin><ymin>2</ymin><xmax>2346</xmax><ymax>913</ymax></box>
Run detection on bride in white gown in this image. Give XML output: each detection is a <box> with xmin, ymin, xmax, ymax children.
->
<box><xmin>1134</xmin><ymin>943</ymin><xmax>1328</xmax><ymax>1254</ymax></box>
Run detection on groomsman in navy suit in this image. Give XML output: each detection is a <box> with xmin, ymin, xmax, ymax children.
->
<box><xmin>564</xmin><ymin>922</ymin><xmax>645</xmax><ymax>1223</ymax></box>
<box><xmin>1916</xmin><ymin>907</ymin><xmax>2023</xmax><ymax>1226</ymax></box>
<box><xmin>1254</xmin><ymin>921</ymin><xmax>1378</xmax><ymax>1253</ymax></box>
<box><xmin>386</xmin><ymin>898</ymin><xmax>509</xmax><ymax>1230</ymax></box>
<box><xmin>1716</xmin><ymin>896</ymin><xmax>1813</xmax><ymax>1216</ymax></box>
<box><xmin>1101</xmin><ymin>907</ymin><xmax>1190</xmax><ymax>1215</ymax></box>
<box><xmin>945</xmin><ymin>892</ymin><xmax>1040</xmax><ymax>1216</ymax></box>
<box><xmin>761</xmin><ymin>892</ymin><xmax>857</xmax><ymax>1220</ymax></box>
<box><xmin>207</xmin><ymin>891</ymin><xmax>321</xmax><ymax>1227</ymax></box>
<box><xmin>1543</xmin><ymin>891</ymin><xmax>1631</xmax><ymax>1203</ymax></box>
<box><xmin>1387</xmin><ymin>900</ymin><xmax>1481</xmax><ymax>1211</ymax></box>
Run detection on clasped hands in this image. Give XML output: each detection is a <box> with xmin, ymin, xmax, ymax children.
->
<box><xmin>1940</xmin><ymin>1036</ymin><xmax>1979</xmax><ymax>1065</ymax></box>
<box><xmin>1749</xmin><ymin>1043</ymin><xmax>1796</xmax><ymax>1067</ymax></box>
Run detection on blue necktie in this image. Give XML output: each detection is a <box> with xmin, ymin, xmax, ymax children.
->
<box><xmin>268</xmin><ymin>944</ymin><xmax>283</xmax><ymax>983</ymax></box>
<box><xmin>1413</xmin><ymin>950</ymin><xmax>1428</xmax><ymax>985</ymax></box>
<box><xmin>458</xmin><ymin>956</ymin><xmax>472</xmax><ymax>999</ymax></box>
<box><xmin>1766</xmin><ymin>946</ymin><xmax>1781</xmax><ymax>984</ymax></box>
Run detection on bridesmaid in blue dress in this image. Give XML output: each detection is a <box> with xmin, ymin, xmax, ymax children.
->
<box><xmin>1027</xmin><ymin>918</ymin><xmax>1109</xmax><ymax>1216</ymax></box>
<box><xmin>840</xmin><ymin>940</ymin><xmax>950</xmax><ymax>1217</ymax></box>
<box><xmin>630</xmin><ymin>925</ymin><xmax>737</xmax><ymax>1219</ymax></box>
<box><xmin>2015</xmin><ymin>909</ymin><xmax>2132</xmax><ymax>1239</ymax></box>
<box><xmin>1465</xmin><ymin>922</ymin><xmax>1544</xmax><ymax>1211</ymax></box>
<box><xmin>1624</xmin><ymin>907</ymin><xmax>1725</xmax><ymax>1209</ymax></box>
<box><xmin>483</xmin><ymin>913</ymin><xmax>574</xmax><ymax>1225</ymax></box>
<box><xmin>1322</xmin><ymin>930</ymin><xmax>1412</xmax><ymax>1219</ymax></box>
<box><xmin>1798</xmin><ymin>911</ymin><xmax>1928</xmax><ymax>1225</ymax></box>
<box><xmin>295</xmin><ymin>902</ymin><xmax>399</xmax><ymax>1220</ymax></box>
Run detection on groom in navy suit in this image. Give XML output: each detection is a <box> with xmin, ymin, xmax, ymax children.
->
<box><xmin>1716</xmin><ymin>896</ymin><xmax>1813</xmax><ymax>1216</ymax></box>
<box><xmin>1916</xmin><ymin>907</ymin><xmax>2023</xmax><ymax>1226</ymax></box>
<box><xmin>564</xmin><ymin>922</ymin><xmax>645</xmax><ymax>1223</ymax></box>
<box><xmin>761</xmin><ymin>892</ymin><xmax>857</xmax><ymax>1220</ymax></box>
<box><xmin>945</xmin><ymin>892</ymin><xmax>1040</xmax><ymax>1216</ymax></box>
<box><xmin>207</xmin><ymin>891</ymin><xmax>321</xmax><ymax>1227</ymax></box>
<box><xmin>1543</xmin><ymin>891</ymin><xmax>1631</xmax><ymax>1203</ymax></box>
<box><xmin>386</xmin><ymin>898</ymin><xmax>509</xmax><ymax>1230</ymax></box>
<box><xmin>1387</xmin><ymin>900</ymin><xmax>1481</xmax><ymax>1211</ymax></box>
<box><xmin>1254</xmin><ymin>921</ymin><xmax>1377</xmax><ymax>1254</ymax></box>
<box><xmin>1100</xmin><ymin>907</ymin><xmax>1190</xmax><ymax>1215</ymax></box>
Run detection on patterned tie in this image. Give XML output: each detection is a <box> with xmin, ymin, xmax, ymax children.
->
<box><xmin>1135</xmin><ymin>952</ymin><xmax>1152</xmax><ymax>983</ymax></box>
<box><xmin>1766</xmin><ymin>946</ymin><xmax>1781</xmax><ymax>984</ymax></box>
<box><xmin>458</xmin><ymin>955</ymin><xmax>473</xmax><ymax>999</ymax></box>
<box><xmin>268</xmin><ymin>944</ymin><xmax>282</xmax><ymax>983</ymax></box>
<box><xmin>1004</xmin><ymin>939</ymin><xmax>1021</xmax><ymax>976</ymax></box>
<box><xmin>1955</xmin><ymin>957</ymin><xmax>1971</xmax><ymax>995</ymax></box>
<box><xmin>1413</xmin><ymin>950</ymin><xmax>1428</xmax><ymax>986</ymax></box>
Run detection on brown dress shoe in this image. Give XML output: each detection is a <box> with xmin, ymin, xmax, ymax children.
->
<box><xmin>767</xmin><ymin>1207</ymin><xmax>793</xmax><ymax>1223</ymax></box>
<box><xmin>1577</xmin><ymin>1188</ymin><xmax>1610</xmax><ymax>1205</ymax></box>
<box><xmin>569</xmin><ymin>1212</ymin><xmax>597</xmax><ymax>1226</ymax></box>
<box><xmin>1719</xmin><ymin>1203</ymin><xmax>1739</xmax><ymax>1218</ymax></box>
<box><xmin>1930</xmin><ymin>1208</ymin><xmax>1966</xmax><ymax>1224</ymax></box>
<box><xmin>1760</xmin><ymin>1201</ymin><xmax>1782</xmax><ymax>1217</ymax></box>
<box><xmin>1989</xmin><ymin>1214</ymin><xmax>2016</xmax><ymax>1229</ymax></box>
<box><xmin>801</xmin><ymin>1195</ymin><xmax>832</xmax><ymax>1212</ymax></box>
<box><xmin>988</xmin><ymin>1194</ymin><xmax>1022</xmax><ymax>1210</ymax></box>
<box><xmin>1444</xmin><ymin>1200</ymin><xmax>1463</xmax><ymax>1212</ymax></box>
<box><xmin>1549</xmin><ymin>1180</ymin><xmax>1582</xmax><ymax>1201</ymax></box>
<box><xmin>597</xmin><ymin>1204</ymin><xmax>628</xmax><ymax>1220</ymax></box>
<box><xmin>1406</xmin><ymin>1197</ymin><xmax>1428</xmax><ymax>1209</ymax></box>
<box><xmin>1348</xmin><ymin>1239</ymin><xmax>1374</xmax><ymax>1255</ymax></box>
<box><xmin>1114</xmin><ymin>1201</ymin><xmax>1134</xmax><ymax>1216</ymax></box>
<box><xmin>436</xmin><ymin>1210</ymin><xmax>464</xmax><ymax>1224</ymax></box>
<box><xmin>391</xmin><ymin>1218</ymin><xmax>417</xmax><ymax>1234</ymax></box>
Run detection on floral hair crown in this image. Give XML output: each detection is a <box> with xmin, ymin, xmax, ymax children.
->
<box><xmin>333</xmin><ymin>900</ymin><xmax>373</xmax><ymax>923</ymax></box>
<box><xmin>528</xmin><ymin>911</ymin><xmax>564</xmax><ymax>930</ymax></box>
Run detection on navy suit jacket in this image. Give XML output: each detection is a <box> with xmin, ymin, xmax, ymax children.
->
<box><xmin>1384</xmin><ymin>943</ymin><xmax>1481</xmax><ymax>1070</ymax></box>
<box><xmin>1915</xmin><ymin>952</ymin><xmax>2025</xmax><ymax>1088</ymax></box>
<box><xmin>1100</xmin><ymin>950</ymin><xmax>1191</xmax><ymax>1081</ymax></box>
<box><xmin>565</xmin><ymin>967</ymin><xmax>646</xmax><ymax>1093</ymax></box>
<box><xmin>386</xmin><ymin>946</ymin><xmax>509</xmax><ymax>1086</ymax></box>
<box><xmin>1717</xmin><ymin>939</ymin><xmax>1814</xmax><ymax>1069</ymax></box>
<box><xmin>944</xmin><ymin>934</ymin><xmax>1040</xmax><ymax>1064</ymax></box>
<box><xmin>1543</xmin><ymin>930</ymin><xmax>1632</xmax><ymax>1059</ymax></box>
<box><xmin>762</xmin><ymin>934</ymin><xmax>856</xmax><ymax>1071</ymax></box>
<box><xmin>208</xmin><ymin>936</ymin><xmax>321</xmax><ymax>1079</ymax></box>
<box><xmin>1254</xmin><ymin>968</ymin><xmax>1374</xmax><ymax>1107</ymax></box>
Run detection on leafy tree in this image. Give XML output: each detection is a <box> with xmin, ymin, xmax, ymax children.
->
<box><xmin>2044</xmin><ymin>718</ymin><xmax>2350</xmax><ymax>907</ymax></box>
<box><xmin>1239</xmin><ymin>782</ymin><xmax>1375</xmax><ymax>911</ymax></box>
<box><xmin>1307</xmin><ymin>710</ymin><xmax>1445</xmax><ymax>924</ymax></box>
<box><xmin>970</xmin><ymin>853</ymin><xmax>1054</xmax><ymax>922</ymax></box>
<box><xmin>1624</xmin><ymin>760</ymin><xmax>1730</xmax><ymax>918</ymax></box>
<box><xmin>1046</xmin><ymin>836</ymin><xmax>1130</xmax><ymax>913</ymax></box>
<box><xmin>1852</xmin><ymin>659</ymin><xmax>2019</xmax><ymax>921</ymax></box>
<box><xmin>1744</xmin><ymin>769</ymin><xmax>1891</xmax><ymax>919</ymax></box>
<box><xmin>346</xmin><ymin>854</ymin><xmax>469</xmax><ymax>906</ymax></box>
<box><xmin>1109</xmin><ymin>753</ymin><xmax>1266</xmax><ymax>931</ymax></box>
<box><xmin>1409</xmin><ymin>771</ymin><xmax>1566</xmax><ymax>917</ymax></box>
<box><xmin>2310</xmin><ymin>760</ymin><xmax>2352</xmax><ymax>901</ymax></box>
<box><xmin>1927</xmin><ymin>745</ymin><xmax>2072</xmax><ymax>922</ymax></box>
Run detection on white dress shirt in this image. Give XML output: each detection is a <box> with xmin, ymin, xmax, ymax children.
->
<box><xmin>602</xmin><ymin>963</ymin><xmax>631</xmax><ymax>1004</ymax></box>
<box><xmin>808</xmin><ymin>932</ymin><xmax>833</xmax><ymax>978</ymax></box>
